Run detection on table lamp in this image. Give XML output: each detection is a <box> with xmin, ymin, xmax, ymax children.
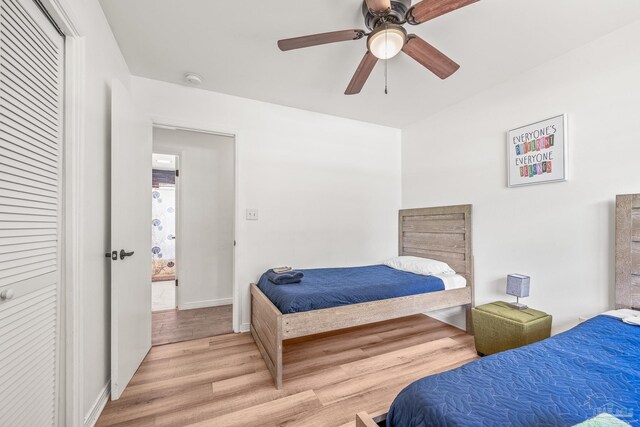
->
<box><xmin>507</xmin><ymin>274</ymin><xmax>530</xmax><ymax>310</ymax></box>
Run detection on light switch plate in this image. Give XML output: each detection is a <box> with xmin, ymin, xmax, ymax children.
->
<box><xmin>246</xmin><ymin>209</ymin><xmax>259</xmax><ymax>220</ymax></box>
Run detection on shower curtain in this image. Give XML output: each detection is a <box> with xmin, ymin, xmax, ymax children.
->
<box><xmin>151</xmin><ymin>187</ymin><xmax>176</xmax><ymax>281</ymax></box>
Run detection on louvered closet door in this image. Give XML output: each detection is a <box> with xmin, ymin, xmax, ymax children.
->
<box><xmin>0</xmin><ymin>0</ymin><xmax>64</xmax><ymax>424</ymax></box>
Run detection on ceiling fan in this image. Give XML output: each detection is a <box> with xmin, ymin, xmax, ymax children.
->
<box><xmin>277</xmin><ymin>0</ymin><xmax>478</xmax><ymax>95</ymax></box>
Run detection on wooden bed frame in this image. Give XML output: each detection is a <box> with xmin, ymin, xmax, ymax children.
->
<box><xmin>616</xmin><ymin>194</ymin><xmax>640</xmax><ymax>310</ymax></box>
<box><xmin>355</xmin><ymin>194</ymin><xmax>640</xmax><ymax>426</ymax></box>
<box><xmin>250</xmin><ymin>204</ymin><xmax>474</xmax><ymax>389</ymax></box>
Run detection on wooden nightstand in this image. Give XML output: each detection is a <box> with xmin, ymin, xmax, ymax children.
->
<box><xmin>472</xmin><ymin>301</ymin><xmax>552</xmax><ymax>356</ymax></box>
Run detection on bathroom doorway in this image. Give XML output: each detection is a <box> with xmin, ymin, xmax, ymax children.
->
<box><xmin>151</xmin><ymin>127</ymin><xmax>235</xmax><ymax>346</ymax></box>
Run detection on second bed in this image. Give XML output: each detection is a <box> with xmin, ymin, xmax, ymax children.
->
<box><xmin>251</xmin><ymin>204</ymin><xmax>475</xmax><ymax>389</ymax></box>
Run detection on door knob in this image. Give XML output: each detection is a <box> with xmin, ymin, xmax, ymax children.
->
<box><xmin>0</xmin><ymin>289</ymin><xmax>15</xmax><ymax>301</ymax></box>
<box><xmin>105</xmin><ymin>251</ymin><xmax>117</xmax><ymax>261</ymax></box>
<box><xmin>120</xmin><ymin>249</ymin><xmax>135</xmax><ymax>260</ymax></box>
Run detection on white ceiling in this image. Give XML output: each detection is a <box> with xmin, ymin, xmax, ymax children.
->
<box><xmin>99</xmin><ymin>0</ymin><xmax>640</xmax><ymax>128</ymax></box>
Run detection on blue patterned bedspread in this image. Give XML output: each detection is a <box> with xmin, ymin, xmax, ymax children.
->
<box><xmin>256</xmin><ymin>265</ymin><xmax>444</xmax><ymax>314</ymax></box>
<box><xmin>387</xmin><ymin>315</ymin><xmax>640</xmax><ymax>427</ymax></box>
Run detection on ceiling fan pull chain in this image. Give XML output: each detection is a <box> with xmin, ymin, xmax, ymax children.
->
<box><xmin>385</xmin><ymin>59</ymin><xmax>388</xmax><ymax>94</ymax></box>
<box><xmin>384</xmin><ymin>23</ymin><xmax>388</xmax><ymax>94</ymax></box>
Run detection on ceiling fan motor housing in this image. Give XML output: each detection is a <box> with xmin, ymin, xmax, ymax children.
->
<box><xmin>362</xmin><ymin>0</ymin><xmax>412</xmax><ymax>30</ymax></box>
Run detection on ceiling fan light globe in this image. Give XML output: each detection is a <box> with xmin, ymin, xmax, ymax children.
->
<box><xmin>368</xmin><ymin>27</ymin><xmax>406</xmax><ymax>60</ymax></box>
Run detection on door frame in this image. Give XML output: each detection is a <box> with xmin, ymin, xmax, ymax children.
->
<box><xmin>36</xmin><ymin>0</ymin><xmax>84</xmax><ymax>426</ymax></box>
<box><xmin>152</xmin><ymin>118</ymin><xmax>241</xmax><ymax>333</ymax></box>
<box><xmin>151</xmin><ymin>151</ymin><xmax>180</xmax><ymax>309</ymax></box>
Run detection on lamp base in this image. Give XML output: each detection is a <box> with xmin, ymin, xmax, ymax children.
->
<box><xmin>507</xmin><ymin>302</ymin><xmax>528</xmax><ymax>310</ymax></box>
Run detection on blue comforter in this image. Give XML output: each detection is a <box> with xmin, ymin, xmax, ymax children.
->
<box><xmin>256</xmin><ymin>265</ymin><xmax>445</xmax><ymax>314</ymax></box>
<box><xmin>387</xmin><ymin>315</ymin><xmax>640</xmax><ymax>427</ymax></box>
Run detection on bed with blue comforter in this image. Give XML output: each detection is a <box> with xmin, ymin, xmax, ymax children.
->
<box><xmin>257</xmin><ymin>265</ymin><xmax>445</xmax><ymax>314</ymax></box>
<box><xmin>387</xmin><ymin>314</ymin><xmax>640</xmax><ymax>426</ymax></box>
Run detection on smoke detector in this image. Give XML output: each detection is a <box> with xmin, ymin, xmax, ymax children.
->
<box><xmin>184</xmin><ymin>73</ymin><xmax>203</xmax><ymax>85</ymax></box>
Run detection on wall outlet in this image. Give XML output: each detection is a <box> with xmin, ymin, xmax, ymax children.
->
<box><xmin>246</xmin><ymin>209</ymin><xmax>259</xmax><ymax>220</ymax></box>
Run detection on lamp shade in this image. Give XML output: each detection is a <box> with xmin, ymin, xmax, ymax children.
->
<box><xmin>367</xmin><ymin>25</ymin><xmax>407</xmax><ymax>60</ymax></box>
<box><xmin>507</xmin><ymin>274</ymin><xmax>530</xmax><ymax>298</ymax></box>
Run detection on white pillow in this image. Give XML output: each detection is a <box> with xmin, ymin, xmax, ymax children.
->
<box><xmin>384</xmin><ymin>256</ymin><xmax>455</xmax><ymax>276</ymax></box>
<box><xmin>603</xmin><ymin>309</ymin><xmax>640</xmax><ymax>319</ymax></box>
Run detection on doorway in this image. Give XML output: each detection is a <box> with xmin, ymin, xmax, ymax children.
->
<box><xmin>151</xmin><ymin>153</ymin><xmax>178</xmax><ymax>311</ymax></box>
<box><xmin>151</xmin><ymin>127</ymin><xmax>235</xmax><ymax>346</ymax></box>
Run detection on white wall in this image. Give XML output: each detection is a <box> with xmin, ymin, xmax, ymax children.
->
<box><xmin>61</xmin><ymin>0</ymin><xmax>638</xmax><ymax>420</ymax></box>
<box><xmin>153</xmin><ymin>128</ymin><xmax>235</xmax><ymax>309</ymax></box>
<box><xmin>133</xmin><ymin>77</ymin><xmax>402</xmax><ymax>329</ymax></box>
<box><xmin>57</xmin><ymin>0</ymin><xmax>132</xmax><ymax>421</ymax></box>
<box><xmin>402</xmin><ymin>21</ymin><xmax>640</xmax><ymax>332</ymax></box>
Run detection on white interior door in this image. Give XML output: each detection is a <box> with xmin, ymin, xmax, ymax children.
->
<box><xmin>110</xmin><ymin>79</ymin><xmax>152</xmax><ymax>400</ymax></box>
<box><xmin>0</xmin><ymin>0</ymin><xmax>64</xmax><ymax>424</ymax></box>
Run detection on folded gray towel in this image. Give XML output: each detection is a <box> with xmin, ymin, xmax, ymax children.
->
<box><xmin>265</xmin><ymin>269</ymin><xmax>304</xmax><ymax>285</ymax></box>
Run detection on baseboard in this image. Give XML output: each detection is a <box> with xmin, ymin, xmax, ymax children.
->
<box><xmin>239</xmin><ymin>322</ymin><xmax>250</xmax><ymax>333</ymax></box>
<box><xmin>179</xmin><ymin>298</ymin><xmax>232</xmax><ymax>310</ymax></box>
<box><xmin>84</xmin><ymin>382</ymin><xmax>110</xmax><ymax>427</ymax></box>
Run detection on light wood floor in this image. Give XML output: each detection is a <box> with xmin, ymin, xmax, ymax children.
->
<box><xmin>152</xmin><ymin>305</ymin><xmax>233</xmax><ymax>346</ymax></box>
<box><xmin>98</xmin><ymin>314</ymin><xmax>478</xmax><ymax>427</ymax></box>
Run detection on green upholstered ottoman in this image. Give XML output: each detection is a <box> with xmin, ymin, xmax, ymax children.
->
<box><xmin>472</xmin><ymin>301</ymin><xmax>552</xmax><ymax>356</ymax></box>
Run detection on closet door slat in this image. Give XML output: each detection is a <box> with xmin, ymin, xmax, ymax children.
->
<box><xmin>0</xmin><ymin>212</ymin><xmax>57</xmax><ymax>223</ymax></box>
<box><xmin>0</xmin><ymin>264</ymin><xmax>57</xmax><ymax>287</ymax></box>
<box><xmin>1</xmin><ymin>91</ymin><xmax>58</xmax><ymax>134</ymax></box>
<box><xmin>0</xmin><ymin>220</ymin><xmax>57</xmax><ymax>230</ymax></box>
<box><xmin>0</xmin><ymin>137</ymin><xmax>58</xmax><ymax>169</ymax></box>
<box><xmin>0</xmin><ymin>177</ymin><xmax>58</xmax><ymax>198</ymax></box>
<box><xmin>0</xmin><ymin>145</ymin><xmax>58</xmax><ymax>175</ymax></box>
<box><xmin>3</xmin><ymin>0</ymin><xmax>59</xmax><ymax>54</ymax></box>
<box><xmin>0</xmin><ymin>275</ymin><xmax>56</xmax><ymax>321</ymax></box>
<box><xmin>1</xmin><ymin>3</ymin><xmax>59</xmax><ymax>70</ymax></box>
<box><xmin>0</xmin><ymin>118</ymin><xmax>58</xmax><ymax>152</ymax></box>
<box><xmin>0</xmin><ymin>239</ymin><xmax>57</xmax><ymax>254</ymax></box>
<box><xmin>1</xmin><ymin>104</ymin><xmax>59</xmax><ymax>146</ymax></box>
<box><xmin>0</xmin><ymin>197</ymin><xmax>57</xmax><ymax>211</ymax></box>
<box><xmin>0</xmin><ymin>251</ymin><xmax>55</xmax><ymax>270</ymax></box>
<box><xmin>0</xmin><ymin>158</ymin><xmax>58</xmax><ymax>187</ymax></box>
<box><xmin>0</xmin><ymin>109</ymin><xmax>58</xmax><ymax>151</ymax></box>
<box><xmin>0</xmin><ymin>69</ymin><xmax>58</xmax><ymax>119</ymax></box>
<box><xmin>0</xmin><ymin>204</ymin><xmax>57</xmax><ymax>217</ymax></box>
<box><xmin>0</xmin><ymin>246</ymin><xmax>57</xmax><ymax>262</ymax></box>
<box><xmin>0</xmin><ymin>168</ymin><xmax>58</xmax><ymax>193</ymax></box>
<box><xmin>0</xmin><ymin>201</ymin><xmax>56</xmax><ymax>214</ymax></box>
<box><xmin>0</xmin><ymin>228</ymin><xmax>57</xmax><ymax>238</ymax></box>
<box><xmin>0</xmin><ymin>38</ymin><xmax>58</xmax><ymax>98</ymax></box>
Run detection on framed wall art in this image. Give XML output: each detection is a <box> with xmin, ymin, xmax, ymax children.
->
<box><xmin>507</xmin><ymin>114</ymin><xmax>567</xmax><ymax>187</ymax></box>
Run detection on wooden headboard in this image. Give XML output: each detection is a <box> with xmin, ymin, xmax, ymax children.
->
<box><xmin>398</xmin><ymin>205</ymin><xmax>474</xmax><ymax>290</ymax></box>
<box><xmin>616</xmin><ymin>194</ymin><xmax>640</xmax><ymax>309</ymax></box>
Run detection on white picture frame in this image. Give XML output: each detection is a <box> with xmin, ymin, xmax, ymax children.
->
<box><xmin>507</xmin><ymin>114</ymin><xmax>567</xmax><ymax>187</ymax></box>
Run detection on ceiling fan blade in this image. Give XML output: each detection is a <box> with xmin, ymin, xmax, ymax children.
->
<box><xmin>345</xmin><ymin>51</ymin><xmax>378</xmax><ymax>95</ymax></box>
<box><xmin>407</xmin><ymin>0</ymin><xmax>479</xmax><ymax>24</ymax></box>
<box><xmin>365</xmin><ymin>0</ymin><xmax>391</xmax><ymax>12</ymax></box>
<box><xmin>278</xmin><ymin>29</ymin><xmax>365</xmax><ymax>51</ymax></box>
<box><xmin>402</xmin><ymin>35</ymin><xmax>460</xmax><ymax>79</ymax></box>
